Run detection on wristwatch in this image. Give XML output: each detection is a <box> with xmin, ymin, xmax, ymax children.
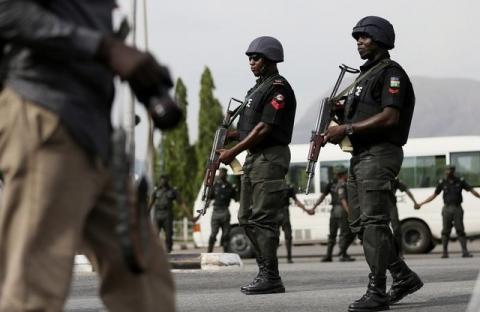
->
<box><xmin>345</xmin><ymin>123</ymin><xmax>354</xmax><ymax>136</ymax></box>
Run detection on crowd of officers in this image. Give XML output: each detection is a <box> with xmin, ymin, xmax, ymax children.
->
<box><xmin>152</xmin><ymin>162</ymin><xmax>480</xmax><ymax>263</ymax></box>
<box><xmin>147</xmin><ymin>16</ymin><xmax>480</xmax><ymax>312</ymax></box>
<box><xmin>0</xmin><ymin>2</ymin><xmax>478</xmax><ymax>311</ymax></box>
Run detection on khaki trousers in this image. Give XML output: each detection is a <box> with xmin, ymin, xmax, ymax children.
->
<box><xmin>0</xmin><ymin>88</ymin><xmax>175</xmax><ymax>312</ymax></box>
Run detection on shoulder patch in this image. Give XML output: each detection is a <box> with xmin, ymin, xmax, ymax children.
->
<box><xmin>271</xmin><ymin>93</ymin><xmax>285</xmax><ymax>110</ymax></box>
<box><xmin>390</xmin><ymin>77</ymin><xmax>400</xmax><ymax>88</ymax></box>
<box><xmin>388</xmin><ymin>76</ymin><xmax>400</xmax><ymax>94</ymax></box>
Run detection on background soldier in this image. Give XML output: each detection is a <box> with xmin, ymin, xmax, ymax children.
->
<box><xmin>311</xmin><ymin>167</ymin><xmax>355</xmax><ymax>262</ymax></box>
<box><xmin>278</xmin><ymin>184</ymin><xmax>308</xmax><ymax>263</ymax></box>
<box><xmin>391</xmin><ymin>177</ymin><xmax>420</xmax><ymax>256</ymax></box>
<box><xmin>207</xmin><ymin>168</ymin><xmax>238</xmax><ymax>253</ymax></box>
<box><xmin>218</xmin><ymin>36</ymin><xmax>296</xmax><ymax>295</ymax></box>
<box><xmin>150</xmin><ymin>175</ymin><xmax>180</xmax><ymax>253</ymax></box>
<box><xmin>418</xmin><ymin>165</ymin><xmax>480</xmax><ymax>258</ymax></box>
<box><xmin>324</xmin><ymin>16</ymin><xmax>423</xmax><ymax>311</ymax></box>
<box><xmin>0</xmin><ymin>2</ymin><xmax>175</xmax><ymax>311</ymax></box>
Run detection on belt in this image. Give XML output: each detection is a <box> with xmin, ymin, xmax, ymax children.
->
<box><xmin>248</xmin><ymin>143</ymin><xmax>287</xmax><ymax>155</ymax></box>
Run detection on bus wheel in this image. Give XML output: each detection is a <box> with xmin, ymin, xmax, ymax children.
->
<box><xmin>228</xmin><ymin>226</ymin><xmax>254</xmax><ymax>258</ymax></box>
<box><xmin>401</xmin><ymin>220</ymin><xmax>432</xmax><ymax>254</ymax></box>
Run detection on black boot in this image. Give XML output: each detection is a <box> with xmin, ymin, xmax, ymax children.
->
<box><xmin>207</xmin><ymin>237</ymin><xmax>215</xmax><ymax>252</ymax></box>
<box><xmin>459</xmin><ymin>236</ymin><xmax>473</xmax><ymax>257</ymax></box>
<box><xmin>339</xmin><ymin>253</ymin><xmax>356</xmax><ymax>262</ymax></box>
<box><xmin>242</xmin><ymin>275</ymin><xmax>285</xmax><ymax>295</ymax></box>
<box><xmin>348</xmin><ymin>274</ymin><xmax>389</xmax><ymax>312</ymax></box>
<box><xmin>321</xmin><ymin>242</ymin><xmax>334</xmax><ymax>262</ymax></box>
<box><xmin>240</xmin><ymin>257</ymin><xmax>265</xmax><ymax>292</ymax></box>
<box><xmin>387</xmin><ymin>259</ymin><xmax>423</xmax><ymax>304</ymax></box>
<box><xmin>242</xmin><ymin>258</ymin><xmax>285</xmax><ymax>295</ymax></box>
<box><xmin>339</xmin><ymin>234</ymin><xmax>355</xmax><ymax>262</ymax></box>
<box><xmin>286</xmin><ymin>239</ymin><xmax>293</xmax><ymax>263</ymax></box>
<box><xmin>441</xmin><ymin>235</ymin><xmax>449</xmax><ymax>258</ymax></box>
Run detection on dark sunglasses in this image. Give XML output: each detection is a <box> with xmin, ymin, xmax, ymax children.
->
<box><xmin>248</xmin><ymin>54</ymin><xmax>262</xmax><ymax>61</ymax></box>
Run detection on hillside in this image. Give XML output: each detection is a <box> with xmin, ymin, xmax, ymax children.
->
<box><xmin>292</xmin><ymin>77</ymin><xmax>480</xmax><ymax>143</ymax></box>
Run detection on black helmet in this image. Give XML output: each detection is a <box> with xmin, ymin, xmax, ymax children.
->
<box><xmin>245</xmin><ymin>36</ymin><xmax>284</xmax><ymax>63</ymax></box>
<box><xmin>352</xmin><ymin>16</ymin><xmax>395</xmax><ymax>50</ymax></box>
<box><xmin>334</xmin><ymin>166</ymin><xmax>348</xmax><ymax>175</ymax></box>
<box><xmin>445</xmin><ymin>164</ymin><xmax>456</xmax><ymax>171</ymax></box>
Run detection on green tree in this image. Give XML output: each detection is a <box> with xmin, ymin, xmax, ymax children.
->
<box><xmin>195</xmin><ymin>67</ymin><xmax>224</xmax><ymax>193</ymax></box>
<box><xmin>156</xmin><ymin>78</ymin><xmax>197</xmax><ymax>218</ymax></box>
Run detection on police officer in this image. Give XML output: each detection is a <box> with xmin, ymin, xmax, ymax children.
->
<box><xmin>150</xmin><ymin>175</ymin><xmax>179</xmax><ymax>253</ymax></box>
<box><xmin>207</xmin><ymin>168</ymin><xmax>238</xmax><ymax>253</ymax></box>
<box><xmin>391</xmin><ymin>177</ymin><xmax>420</xmax><ymax>256</ymax></box>
<box><xmin>311</xmin><ymin>167</ymin><xmax>356</xmax><ymax>262</ymax></box>
<box><xmin>324</xmin><ymin>16</ymin><xmax>423</xmax><ymax>311</ymax></box>
<box><xmin>278</xmin><ymin>184</ymin><xmax>308</xmax><ymax>263</ymax></box>
<box><xmin>418</xmin><ymin>165</ymin><xmax>480</xmax><ymax>258</ymax></box>
<box><xmin>218</xmin><ymin>36</ymin><xmax>296</xmax><ymax>295</ymax></box>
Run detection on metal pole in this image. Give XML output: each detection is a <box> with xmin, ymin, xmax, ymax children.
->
<box><xmin>183</xmin><ymin>217</ymin><xmax>188</xmax><ymax>242</ymax></box>
<box><xmin>128</xmin><ymin>0</ymin><xmax>137</xmax><ymax>167</ymax></box>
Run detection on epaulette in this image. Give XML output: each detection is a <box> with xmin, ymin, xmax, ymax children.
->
<box><xmin>272</xmin><ymin>79</ymin><xmax>285</xmax><ymax>86</ymax></box>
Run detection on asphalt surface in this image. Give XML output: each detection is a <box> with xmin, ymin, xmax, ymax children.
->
<box><xmin>66</xmin><ymin>242</ymin><xmax>480</xmax><ymax>312</ymax></box>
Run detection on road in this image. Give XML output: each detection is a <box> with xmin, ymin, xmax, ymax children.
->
<box><xmin>66</xmin><ymin>242</ymin><xmax>480</xmax><ymax>312</ymax></box>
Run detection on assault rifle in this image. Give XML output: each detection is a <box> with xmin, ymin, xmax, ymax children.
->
<box><xmin>305</xmin><ymin>64</ymin><xmax>359</xmax><ymax>194</ymax></box>
<box><xmin>198</xmin><ymin>98</ymin><xmax>245</xmax><ymax>216</ymax></box>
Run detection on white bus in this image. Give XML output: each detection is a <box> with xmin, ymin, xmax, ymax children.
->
<box><xmin>193</xmin><ymin>136</ymin><xmax>480</xmax><ymax>257</ymax></box>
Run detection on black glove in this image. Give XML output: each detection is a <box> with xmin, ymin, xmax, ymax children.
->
<box><xmin>97</xmin><ymin>36</ymin><xmax>181</xmax><ymax>130</ymax></box>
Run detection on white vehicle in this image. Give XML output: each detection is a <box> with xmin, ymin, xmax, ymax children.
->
<box><xmin>193</xmin><ymin>136</ymin><xmax>480</xmax><ymax>257</ymax></box>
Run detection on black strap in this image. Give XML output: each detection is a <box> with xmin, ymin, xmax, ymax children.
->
<box><xmin>332</xmin><ymin>59</ymin><xmax>391</xmax><ymax>102</ymax></box>
<box><xmin>228</xmin><ymin>74</ymin><xmax>280</xmax><ymax>127</ymax></box>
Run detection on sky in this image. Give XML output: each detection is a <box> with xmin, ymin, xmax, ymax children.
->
<box><xmin>117</xmin><ymin>0</ymin><xmax>480</xmax><ymax>161</ymax></box>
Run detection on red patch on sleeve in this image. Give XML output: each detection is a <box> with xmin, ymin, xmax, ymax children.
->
<box><xmin>388</xmin><ymin>88</ymin><xmax>400</xmax><ymax>94</ymax></box>
<box><xmin>271</xmin><ymin>94</ymin><xmax>285</xmax><ymax>110</ymax></box>
<box><xmin>271</xmin><ymin>99</ymin><xmax>285</xmax><ymax>110</ymax></box>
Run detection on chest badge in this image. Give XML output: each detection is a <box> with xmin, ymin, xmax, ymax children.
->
<box><xmin>246</xmin><ymin>98</ymin><xmax>253</xmax><ymax>108</ymax></box>
<box><xmin>355</xmin><ymin>86</ymin><xmax>363</xmax><ymax>97</ymax></box>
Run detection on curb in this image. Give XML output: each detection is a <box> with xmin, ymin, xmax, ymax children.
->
<box><xmin>201</xmin><ymin>253</ymin><xmax>244</xmax><ymax>271</ymax></box>
<box><xmin>169</xmin><ymin>253</ymin><xmax>202</xmax><ymax>270</ymax></box>
<box><xmin>74</xmin><ymin>255</ymin><xmax>93</xmax><ymax>273</ymax></box>
<box><xmin>74</xmin><ymin>252</ymin><xmax>244</xmax><ymax>273</ymax></box>
<box><xmin>170</xmin><ymin>253</ymin><xmax>243</xmax><ymax>271</ymax></box>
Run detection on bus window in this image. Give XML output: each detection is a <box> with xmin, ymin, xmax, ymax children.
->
<box><xmin>287</xmin><ymin>163</ymin><xmax>308</xmax><ymax>193</ymax></box>
<box><xmin>398</xmin><ymin>155</ymin><xmax>446</xmax><ymax>188</ymax></box>
<box><xmin>451</xmin><ymin>151</ymin><xmax>480</xmax><ymax>187</ymax></box>
<box><xmin>319</xmin><ymin>160</ymin><xmax>349</xmax><ymax>193</ymax></box>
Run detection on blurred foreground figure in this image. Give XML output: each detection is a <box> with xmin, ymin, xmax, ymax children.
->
<box><xmin>0</xmin><ymin>1</ymin><xmax>176</xmax><ymax>311</ymax></box>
